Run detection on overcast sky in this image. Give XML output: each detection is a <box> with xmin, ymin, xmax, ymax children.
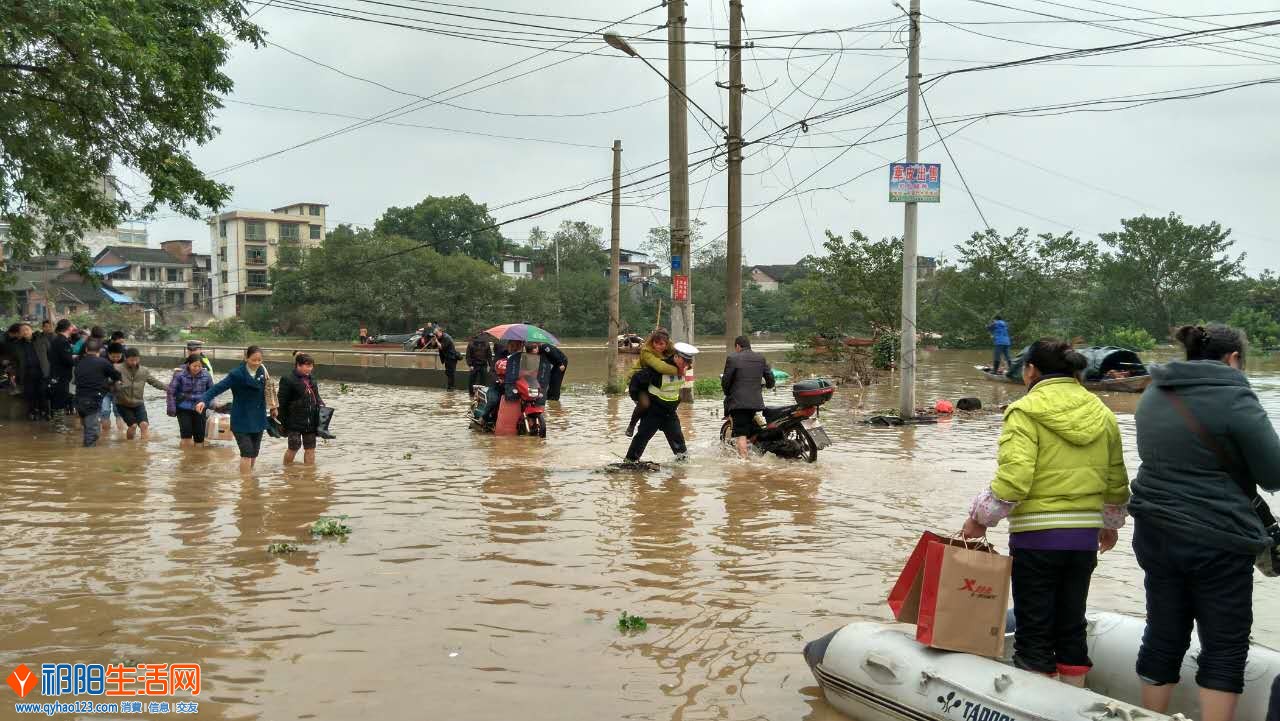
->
<box><xmin>139</xmin><ymin>0</ymin><xmax>1280</xmax><ymax>273</ymax></box>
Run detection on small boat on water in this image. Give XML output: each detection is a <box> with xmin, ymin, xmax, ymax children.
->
<box><xmin>977</xmin><ymin>346</ymin><xmax>1152</xmax><ymax>393</ymax></box>
<box><xmin>805</xmin><ymin>611</ymin><xmax>1280</xmax><ymax>721</ymax></box>
<box><xmin>617</xmin><ymin>334</ymin><xmax>644</xmax><ymax>354</ymax></box>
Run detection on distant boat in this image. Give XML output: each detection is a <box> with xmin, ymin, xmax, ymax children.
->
<box><xmin>975</xmin><ymin>345</ymin><xmax>1152</xmax><ymax>393</ymax></box>
<box><xmin>616</xmin><ymin>334</ymin><xmax>644</xmax><ymax>354</ymax></box>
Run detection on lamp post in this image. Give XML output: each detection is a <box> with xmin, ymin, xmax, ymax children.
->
<box><xmin>603</xmin><ymin>22</ymin><xmax>723</xmax><ymax>345</ymax></box>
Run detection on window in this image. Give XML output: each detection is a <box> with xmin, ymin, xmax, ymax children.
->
<box><xmin>145</xmin><ymin>267</ymin><xmax>159</xmax><ymax>282</ymax></box>
<box><xmin>218</xmin><ymin>249</ymin><xmax>226</xmax><ymax>263</ymax></box>
<box><xmin>246</xmin><ymin>247</ymin><xmax>267</xmax><ymax>265</ymax></box>
<box><xmin>279</xmin><ymin>223</ymin><xmax>300</xmax><ymax>242</ymax></box>
<box><xmin>247</xmin><ymin>270</ymin><xmax>268</xmax><ymax>288</ymax></box>
<box><xmin>109</xmin><ymin>268</ymin><xmax>131</xmax><ymax>281</ymax></box>
<box><xmin>245</xmin><ymin>221</ymin><xmax>266</xmax><ymax>241</ymax></box>
<box><xmin>219</xmin><ymin>220</ymin><xmax>227</xmax><ymax>237</ymax></box>
<box><xmin>309</xmin><ymin>224</ymin><xmax>321</xmax><ymax>240</ymax></box>
<box><xmin>309</xmin><ymin>204</ymin><xmax>321</xmax><ymax>216</ymax></box>
<box><xmin>220</xmin><ymin>271</ymin><xmax>228</xmax><ymax>285</ymax></box>
<box><xmin>167</xmin><ymin>268</ymin><xmax>183</xmax><ymax>282</ymax></box>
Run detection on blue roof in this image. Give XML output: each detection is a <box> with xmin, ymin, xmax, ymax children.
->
<box><xmin>91</xmin><ymin>264</ymin><xmax>127</xmax><ymax>276</ymax></box>
<box><xmin>99</xmin><ymin>287</ymin><xmax>139</xmax><ymax>304</ymax></box>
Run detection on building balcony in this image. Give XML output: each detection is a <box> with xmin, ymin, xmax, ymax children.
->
<box><xmin>108</xmin><ymin>279</ymin><xmax>190</xmax><ymax>290</ymax></box>
<box><xmin>245</xmin><ymin>256</ymin><xmax>268</xmax><ymax>266</ymax></box>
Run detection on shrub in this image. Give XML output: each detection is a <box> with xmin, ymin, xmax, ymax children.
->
<box><xmin>148</xmin><ymin>325</ymin><xmax>180</xmax><ymax>342</ymax></box>
<box><xmin>872</xmin><ymin>332</ymin><xmax>898</xmax><ymax>370</ymax></box>
<box><xmin>203</xmin><ymin>319</ymin><xmax>249</xmax><ymax>344</ymax></box>
<box><xmin>693</xmin><ymin>377</ymin><xmax>722</xmax><ymax>397</ymax></box>
<box><xmin>1096</xmin><ymin>325</ymin><xmax>1156</xmax><ymax>352</ymax></box>
<box><xmin>1228</xmin><ymin>308</ymin><xmax>1280</xmax><ymax>349</ymax></box>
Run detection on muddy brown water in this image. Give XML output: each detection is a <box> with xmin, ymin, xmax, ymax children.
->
<box><xmin>2</xmin><ymin>347</ymin><xmax>1277</xmax><ymax>720</ymax></box>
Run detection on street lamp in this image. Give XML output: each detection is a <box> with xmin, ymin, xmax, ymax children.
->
<box><xmin>601</xmin><ymin>33</ymin><xmax>725</xmax><ymax>132</ymax></box>
<box><xmin>603</xmin><ymin>32</ymin><xmax>637</xmax><ymax>57</ymax></box>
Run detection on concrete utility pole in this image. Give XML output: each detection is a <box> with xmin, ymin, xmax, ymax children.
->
<box><xmin>898</xmin><ymin>0</ymin><xmax>922</xmax><ymax>417</ymax></box>
<box><xmin>607</xmin><ymin>139</ymin><xmax>623</xmax><ymax>392</ymax></box>
<box><xmin>667</xmin><ymin>0</ymin><xmax>693</xmax><ymax>344</ymax></box>
<box><xmin>723</xmin><ymin>0</ymin><xmax>744</xmax><ymax>351</ymax></box>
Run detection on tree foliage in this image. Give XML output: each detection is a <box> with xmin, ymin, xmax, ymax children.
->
<box><xmin>1090</xmin><ymin>213</ymin><xmax>1244</xmax><ymax>338</ymax></box>
<box><xmin>373</xmin><ymin>194</ymin><xmax>504</xmax><ymax>264</ymax></box>
<box><xmin>1</xmin><ymin>0</ymin><xmax>262</xmax><ymax>260</ymax></box>
<box><xmin>791</xmin><ymin>230</ymin><xmax>902</xmax><ymax>335</ymax></box>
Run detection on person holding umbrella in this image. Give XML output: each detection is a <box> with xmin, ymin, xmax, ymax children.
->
<box><xmin>484</xmin><ymin>324</ymin><xmax>560</xmax><ymax>435</ymax></box>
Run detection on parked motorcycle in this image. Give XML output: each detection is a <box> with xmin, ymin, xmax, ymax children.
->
<box><xmin>720</xmin><ymin>379</ymin><xmax>834</xmax><ymax>462</ymax></box>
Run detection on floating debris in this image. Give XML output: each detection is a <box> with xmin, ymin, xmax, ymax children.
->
<box><xmin>267</xmin><ymin>543</ymin><xmax>299</xmax><ymax>554</ymax></box>
<box><xmin>617</xmin><ymin>612</ymin><xmax>648</xmax><ymax>633</ymax></box>
<box><xmin>311</xmin><ymin>516</ymin><xmax>352</xmax><ymax>537</ymax></box>
<box><xmin>600</xmin><ymin>460</ymin><xmax>662</xmax><ymax>473</ymax></box>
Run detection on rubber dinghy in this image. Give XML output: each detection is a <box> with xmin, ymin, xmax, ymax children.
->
<box><xmin>804</xmin><ymin>611</ymin><xmax>1280</xmax><ymax>721</ymax></box>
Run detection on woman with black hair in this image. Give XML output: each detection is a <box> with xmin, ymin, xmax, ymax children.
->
<box><xmin>1131</xmin><ymin>324</ymin><xmax>1280</xmax><ymax>721</ymax></box>
<box><xmin>962</xmin><ymin>338</ymin><xmax>1129</xmax><ymax>687</ymax></box>
<box><xmin>277</xmin><ymin>352</ymin><xmax>325</xmax><ymax>466</ymax></box>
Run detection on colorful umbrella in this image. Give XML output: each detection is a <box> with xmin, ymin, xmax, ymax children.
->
<box><xmin>484</xmin><ymin>323</ymin><xmax>561</xmax><ymax>346</ymax></box>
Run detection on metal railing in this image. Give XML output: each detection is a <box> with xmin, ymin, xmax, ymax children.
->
<box><xmin>134</xmin><ymin>343</ymin><xmax>443</xmax><ymax>370</ymax></box>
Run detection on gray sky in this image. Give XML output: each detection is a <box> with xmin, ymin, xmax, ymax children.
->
<box><xmin>142</xmin><ymin>0</ymin><xmax>1280</xmax><ymax>273</ymax></box>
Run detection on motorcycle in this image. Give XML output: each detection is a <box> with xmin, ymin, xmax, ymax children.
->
<box><xmin>513</xmin><ymin>376</ymin><xmax>546</xmax><ymax>438</ymax></box>
<box><xmin>720</xmin><ymin>379</ymin><xmax>834</xmax><ymax>462</ymax></box>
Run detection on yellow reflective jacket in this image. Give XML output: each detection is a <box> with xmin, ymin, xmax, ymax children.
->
<box><xmin>991</xmin><ymin>376</ymin><xmax>1130</xmax><ymax>533</ymax></box>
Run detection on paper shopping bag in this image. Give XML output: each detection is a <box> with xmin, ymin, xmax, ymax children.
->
<box><xmin>916</xmin><ymin>541</ymin><xmax>1011</xmax><ymax>657</ymax></box>
<box><xmin>205</xmin><ymin>413</ymin><xmax>233</xmax><ymax>442</ymax></box>
<box><xmin>888</xmin><ymin>531</ymin><xmax>990</xmax><ymax>623</ymax></box>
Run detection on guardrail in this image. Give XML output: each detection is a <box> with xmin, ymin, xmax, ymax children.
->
<box><xmin>132</xmin><ymin>343</ymin><xmax>443</xmax><ymax>371</ymax></box>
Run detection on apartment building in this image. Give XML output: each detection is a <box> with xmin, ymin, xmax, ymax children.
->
<box><xmin>1</xmin><ymin>175</ymin><xmax>148</xmax><ymax>258</ymax></box>
<box><xmin>208</xmin><ymin>202</ymin><xmax>327</xmax><ymax>318</ymax></box>
<box><xmin>93</xmin><ymin>246</ymin><xmax>193</xmax><ymax>309</ymax></box>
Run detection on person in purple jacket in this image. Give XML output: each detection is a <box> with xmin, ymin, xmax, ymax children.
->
<box><xmin>168</xmin><ymin>354</ymin><xmax>213</xmax><ymax>447</ymax></box>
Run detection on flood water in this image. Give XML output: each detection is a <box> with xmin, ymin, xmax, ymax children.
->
<box><xmin>2</xmin><ymin>347</ymin><xmax>1277</xmax><ymax>720</ymax></box>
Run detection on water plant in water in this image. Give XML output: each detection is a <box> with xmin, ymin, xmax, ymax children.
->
<box><xmin>617</xmin><ymin>612</ymin><xmax>648</xmax><ymax>633</ymax></box>
<box><xmin>402</xmin><ymin>452</ymin><xmax>413</xmax><ymax>460</ymax></box>
<box><xmin>311</xmin><ymin>516</ymin><xmax>352</xmax><ymax>537</ymax></box>
<box><xmin>339</xmin><ymin>383</ymin><xmax>352</xmax><ymax>395</ymax></box>
<box><xmin>692</xmin><ymin>377</ymin><xmax>722</xmax><ymax>397</ymax></box>
<box><xmin>267</xmin><ymin>543</ymin><xmax>299</xmax><ymax>554</ymax></box>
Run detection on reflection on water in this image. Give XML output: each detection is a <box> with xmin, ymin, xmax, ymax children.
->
<box><xmin>1</xmin><ymin>348</ymin><xmax>1277</xmax><ymax>721</ymax></box>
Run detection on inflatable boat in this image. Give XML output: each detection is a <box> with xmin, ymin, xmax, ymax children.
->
<box><xmin>805</xmin><ymin>611</ymin><xmax>1280</xmax><ymax>721</ymax></box>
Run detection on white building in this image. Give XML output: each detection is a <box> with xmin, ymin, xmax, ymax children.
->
<box><xmin>208</xmin><ymin>202</ymin><xmax>327</xmax><ymax>318</ymax></box>
<box><xmin>500</xmin><ymin>254</ymin><xmax>534</xmax><ymax>280</ymax></box>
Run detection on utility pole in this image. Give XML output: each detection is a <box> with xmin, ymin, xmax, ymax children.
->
<box><xmin>667</xmin><ymin>0</ymin><xmax>693</xmax><ymax>345</ymax></box>
<box><xmin>723</xmin><ymin>0</ymin><xmax>744</xmax><ymax>351</ymax></box>
<box><xmin>607</xmin><ymin>139</ymin><xmax>623</xmax><ymax>392</ymax></box>
<box><xmin>898</xmin><ymin>0</ymin><xmax>922</xmax><ymax>418</ymax></box>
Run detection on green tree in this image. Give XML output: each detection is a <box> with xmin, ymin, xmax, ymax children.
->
<box><xmin>1</xmin><ymin>1</ymin><xmax>262</xmax><ymax>262</ymax></box>
<box><xmin>1229</xmin><ymin>308</ymin><xmax>1280</xmax><ymax>349</ymax></box>
<box><xmin>641</xmin><ymin>218</ymin><xmax>710</xmax><ymax>271</ymax></box>
<box><xmin>541</xmin><ymin>220</ymin><xmax>606</xmax><ymax>275</ymax></box>
<box><xmin>373</xmin><ymin>195</ymin><xmax>504</xmax><ymax>264</ymax></box>
<box><xmin>921</xmin><ymin>228</ymin><xmax>1097</xmax><ymax>347</ymax></box>
<box><xmin>1091</xmin><ymin>213</ymin><xmax>1244</xmax><ymax>338</ymax></box>
<box><xmin>792</xmin><ymin>230</ymin><xmax>903</xmax><ymax>335</ymax></box>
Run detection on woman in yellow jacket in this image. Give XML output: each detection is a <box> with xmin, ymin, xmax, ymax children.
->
<box><xmin>962</xmin><ymin>339</ymin><xmax>1130</xmax><ymax>686</ymax></box>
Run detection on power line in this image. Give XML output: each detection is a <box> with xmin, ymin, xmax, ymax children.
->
<box><xmin>210</xmin><ymin>3</ymin><xmax>665</xmax><ymax>177</ymax></box>
<box><xmin>919</xmin><ymin>87</ymin><xmax>989</xmax><ymax>230</ymax></box>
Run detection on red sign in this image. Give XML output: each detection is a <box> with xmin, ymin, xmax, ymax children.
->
<box><xmin>672</xmin><ymin>274</ymin><xmax>689</xmax><ymax>302</ymax></box>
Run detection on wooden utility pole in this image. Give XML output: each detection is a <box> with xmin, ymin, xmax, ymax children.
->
<box><xmin>667</xmin><ymin>0</ymin><xmax>693</xmax><ymax>344</ymax></box>
<box><xmin>723</xmin><ymin>0</ymin><xmax>744</xmax><ymax>351</ymax></box>
<box><xmin>607</xmin><ymin>139</ymin><xmax>623</xmax><ymax>391</ymax></box>
<box><xmin>898</xmin><ymin>0</ymin><xmax>922</xmax><ymax>417</ymax></box>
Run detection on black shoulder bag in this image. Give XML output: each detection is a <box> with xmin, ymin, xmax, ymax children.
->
<box><xmin>1161</xmin><ymin>386</ymin><xmax>1280</xmax><ymax>577</ymax></box>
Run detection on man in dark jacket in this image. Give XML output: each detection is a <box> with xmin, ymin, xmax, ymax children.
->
<box><xmin>13</xmin><ymin>323</ymin><xmax>45</xmax><ymax>420</ymax></box>
<box><xmin>721</xmin><ymin>335</ymin><xmax>775</xmax><ymax>459</ymax></box>
<box><xmin>465</xmin><ymin>333</ymin><xmax>493</xmax><ymax>391</ymax></box>
<box><xmin>48</xmin><ymin>319</ymin><xmax>77</xmax><ymax>429</ymax></box>
<box><xmin>73</xmin><ymin>338</ymin><xmax>121</xmax><ymax>447</ymax></box>
<box><xmin>434</xmin><ymin>326</ymin><xmax>460</xmax><ymax>390</ymax></box>
<box><xmin>540</xmin><ymin>343</ymin><xmax>568</xmax><ymax>401</ymax></box>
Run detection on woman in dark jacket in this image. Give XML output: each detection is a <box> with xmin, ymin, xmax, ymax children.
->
<box><xmin>276</xmin><ymin>353</ymin><xmax>324</xmax><ymax>465</ymax></box>
<box><xmin>1131</xmin><ymin>324</ymin><xmax>1280</xmax><ymax>721</ymax></box>
<box><xmin>197</xmin><ymin>346</ymin><xmax>272</xmax><ymax>473</ymax></box>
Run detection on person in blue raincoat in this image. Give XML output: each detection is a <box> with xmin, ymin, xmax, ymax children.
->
<box><xmin>988</xmin><ymin>315</ymin><xmax>1013</xmax><ymax>374</ymax></box>
<box><xmin>197</xmin><ymin>345</ymin><xmax>273</xmax><ymax>474</ymax></box>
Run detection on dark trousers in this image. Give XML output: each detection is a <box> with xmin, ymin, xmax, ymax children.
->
<box><xmin>625</xmin><ymin>399</ymin><xmax>686</xmax><ymax>461</ymax></box>
<box><xmin>1133</xmin><ymin>520</ymin><xmax>1255</xmax><ymax>694</ymax></box>
<box><xmin>22</xmin><ymin>375</ymin><xmax>45</xmax><ymax>419</ymax></box>
<box><xmin>51</xmin><ymin>376</ymin><xmax>72</xmax><ymax>415</ymax></box>
<box><xmin>1010</xmin><ymin>547</ymin><xmax>1097</xmax><ymax>675</ymax></box>
<box><xmin>443</xmin><ymin>358</ymin><xmax>458</xmax><ymax>389</ymax></box>
<box><xmin>547</xmin><ymin>367</ymin><xmax>565</xmax><ymax>401</ymax></box>
<box><xmin>993</xmin><ymin>344</ymin><xmax>1013</xmax><ymax>371</ymax></box>
<box><xmin>468</xmin><ymin>364</ymin><xmax>488</xmax><ymax>391</ymax></box>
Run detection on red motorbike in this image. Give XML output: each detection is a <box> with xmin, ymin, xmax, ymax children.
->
<box><xmin>513</xmin><ymin>377</ymin><xmax>546</xmax><ymax>438</ymax></box>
